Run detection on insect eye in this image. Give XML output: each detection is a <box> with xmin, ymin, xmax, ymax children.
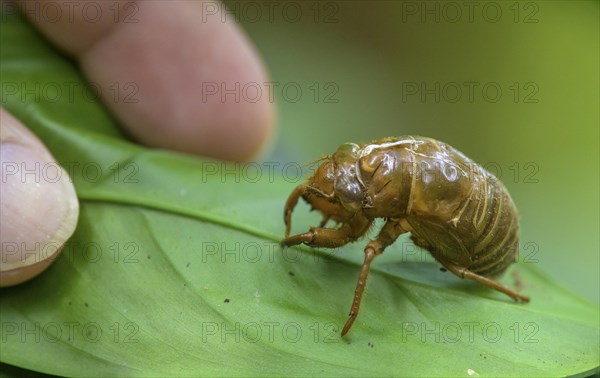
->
<box><xmin>334</xmin><ymin>165</ymin><xmax>363</xmax><ymax>212</ymax></box>
<box><xmin>334</xmin><ymin>143</ymin><xmax>360</xmax><ymax>161</ymax></box>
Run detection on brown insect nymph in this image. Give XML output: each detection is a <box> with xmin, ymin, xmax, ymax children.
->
<box><xmin>281</xmin><ymin>136</ymin><xmax>530</xmax><ymax>336</ymax></box>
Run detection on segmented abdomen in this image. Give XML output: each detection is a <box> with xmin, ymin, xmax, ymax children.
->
<box><xmin>450</xmin><ymin>169</ymin><xmax>519</xmax><ymax>276</ymax></box>
<box><xmin>386</xmin><ymin>137</ymin><xmax>520</xmax><ymax>277</ymax></box>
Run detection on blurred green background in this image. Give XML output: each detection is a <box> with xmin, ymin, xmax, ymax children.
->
<box><xmin>223</xmin><ymin>0</ymin><xmax>599</xmax><ymax>304</ymax></box>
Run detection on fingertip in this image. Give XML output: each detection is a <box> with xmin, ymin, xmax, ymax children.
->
<box><xmin>0</xmin><ymin>108</ymin><xmax>79</xmax><ymax>287</ymax></box>
<box><xmin>18</xmin><ymin>0</ymin><xmax>276</xmax><ymax>161</ymax></box>
<box><xmin>78</xmin><ymin>1</ymin><xmax>276</xmax><ymax>161</ymax></box>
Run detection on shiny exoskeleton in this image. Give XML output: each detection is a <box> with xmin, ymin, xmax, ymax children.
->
<box><xmin>281</xmin><ymin>136</ymin><xmax>530</xmax><ymax>336</ymax></box>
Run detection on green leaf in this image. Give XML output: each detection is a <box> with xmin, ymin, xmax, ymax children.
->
<box><xmin>1</xmin><ymin>10</ymin><xmax>598</xmax><ymax>377</ymax></box>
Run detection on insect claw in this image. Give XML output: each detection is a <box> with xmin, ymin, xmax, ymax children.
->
<box><xmin>283</xmin><ymin>185</ymin><xmax>306</xmax><ymax>238</ymax></box>
<box><xmin>281</xmin><ymin>232</ymin><xmax>314</xmax><ymax>248</ymax></box>
<box><xmin>341</xmin><ymin>314</ymin><xmax>356</xmax><ymax>336</ymax></box>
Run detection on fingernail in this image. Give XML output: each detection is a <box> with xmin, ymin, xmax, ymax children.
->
<box><xmin>0</xmin><ymin>108</ymin><xmax>79</xmax><ymax>287</ymax></box>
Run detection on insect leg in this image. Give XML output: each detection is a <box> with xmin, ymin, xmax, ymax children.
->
<box><xmin>439</xmin><ymin>260</ymin><xmax>530</xmax><ymax>303</ymax></box>
<box><xmin>281</xmin><ymin>225</ymin><xmax>355</xmax><ymax>248</ymax></box>
<box><xmin>283</xmin><ymin>185</ymin><xmax>306</xmax><ymax>237</ymax></box>
<box><xmin>282</xmin><ymin>213</ymin><xmax>372</xmax><ymax>248</ymax></box>
<box><xmin>342</xmin><ymin>219</ymin><xmax>408</xmax><ymax>336</ymax></box>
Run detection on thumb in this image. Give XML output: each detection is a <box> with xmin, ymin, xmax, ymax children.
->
<box><xmin>0</xmin><ymin>108</ymin><xmax>79</xmax><ymax>287</ymax></box>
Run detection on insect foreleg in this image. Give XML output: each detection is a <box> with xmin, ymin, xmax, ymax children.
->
<box><xmin>284</xmin><ymin>185</ymin><xmax>306</xmax><ymax>237</ymax></box>
<box><xmin>281</xmin><ymin>225</ymin><xmax>355</xmax><ymax>248</ymax></box>
<box><xmin>342</xmin><ymin>219</ymin><xmax>408</xmax><ymax>336</ymax></box>
<box><xmin>282</xmin><ymin>213</ymin><xmax>372</xmax><ymax>248</ymax></box>
<box><xmin>439</xmin><ymin>259</ymin><xmax>530</xmax><ymax>303</ymax></box>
